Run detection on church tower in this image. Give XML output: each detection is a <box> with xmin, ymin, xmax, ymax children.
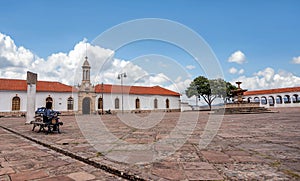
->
<box><xmin>82</xmin><ymin>56</ymin><xmax>91</xmax><ymax>86</ymax></box>
<box><xmin>78</xmin><ymin>55</ymin><xmax>96</xmax><ymax>115</ymax></box>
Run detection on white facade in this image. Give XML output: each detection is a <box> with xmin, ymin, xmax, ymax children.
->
<box><xmin>244</xmin><ymin>91</ymin><xmax>300</xmax><ymax>108</ymax></box>
<box><xmin>180</xmin><ymin>102</ymin><xmax>193</xmax><ymax>112</ymax></box>
<box><xmin>0</xmin><ymin>91</ymin><xmax>27</xmax><ymax>112</ymax></box>
<box><xmin>0</xmin><ymin>58</ymin><xmax>181</xmax><ymax>115</ymax></box>
<box><xmin>0</xmin><ymin>90</ymin><xmax>78</xmax><ymax>113</ymax></box>
<box><xmin>0</xmin><ymin>89</ymin><xmax>180</xmax><ymax>115</ymax></box>
<box><xmin>96</xmin><ymin>93</ymin><xmax>180</xmax><ymax>112</ymax></box>
<box><xmin>36</xmin><ymin>92</ymin><xmax>79</xmax><ymax>111</ymax></box>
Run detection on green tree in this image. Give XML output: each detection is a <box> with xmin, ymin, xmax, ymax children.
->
<box><xmin>186</xmin><ymin>76</ymin><xmax>236</xmax><ymax>110</ymax></box>
<box><xmin>226</xmin><ymin>81</ymin><xmax>237</xmax><ymax>102</ymax></box>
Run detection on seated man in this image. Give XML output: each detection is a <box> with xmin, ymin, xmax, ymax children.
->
<box><xmin>43</xmin><ymin>107</ymin><xmax>58</xmax><ymax>132</ymax></box>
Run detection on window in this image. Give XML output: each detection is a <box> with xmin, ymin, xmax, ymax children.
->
<box><xmin>67</xmin><ymin>97</ymin><xmax>74</xmax><ymax>110</ymax></box>
<box><xmin>166</xmin><ymin>99</ymin><xmax>170</xmax><ymax>109</ymax></box>
<box><xmin>135</xmin><ymin>98</ymin><xmax>140</xmax><ymax>109</ymax></box>
<box><xmin>98</xmin><ymin>97</ymin><xmax>103</xmax><ymax>109</ymax></box>
<box><xmin>154</xmin><ymin>98</ymin><xmax>158</xmax><ymax>109</ymax></box>
<box><xmin>12</xmin><ymin>96</ymin><xmax>20</xmax><ymax>111</ymax></box>
<box><xmin>115</xmin><ymin>98</ymin><xmax>119</xmax><ymax>109</ymax></box>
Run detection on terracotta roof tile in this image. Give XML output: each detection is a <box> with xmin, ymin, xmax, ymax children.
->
<box><xmin>0</xmin><ymin>78</ymin><xmax>75</xmax><ymax>92</ymax></box>
<box><xmin>0</xmin><ymin>78</ymin><xmax>179</xmax><ymax>96</ymax></box>
<box><xmin>95</xmin><ymin>84</ymin><xmax>180</xmax><ymax>96</ymax></box>
<box><xmin>244</xmin><ymin>86</ymin><xmax>300</xmax><ymax>96</ymax></box>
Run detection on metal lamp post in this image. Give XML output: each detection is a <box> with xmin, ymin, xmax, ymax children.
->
<box><xmin>117</xmin><ymin>72</ymin><xmax>127</xmax><ymax>114</ymax></box>
<box><xmin>101</xmin><ymin>82</ymin><xmax>104</xmax><ymax>115</ymax></box>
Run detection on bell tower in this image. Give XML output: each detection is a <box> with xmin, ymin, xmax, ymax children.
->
<box><xmin>78</xmin><ymin>55</ymin><xmax>96</xmax><ymax>114</ymax></box>
<box><xmin>82</xmin><ymin>56</ymin><xmax>91</xmax><ymax>86</ymax></box>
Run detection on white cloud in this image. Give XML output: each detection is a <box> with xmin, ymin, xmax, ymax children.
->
<box><xmin>0</xmin><ymin>33</ymin><xmax>115</xmax><ymax>84</ymax></box>
<box><xmin>238</xmin><ymin>68</ymin><xmax>245</xmax><ymax>74</ymax></box>
<box><xmin>292</xmin><ymin>56</ymin><xmax>300</xmax><ymax>64</ymax></box>
<box><xmin>229</xmin><ymin>67</ymin><xmax>237</xmax><ymax>74</ymax></box>
<box><xmin>232</xmin><ymin>67</ymin><xmax>300</xmax><ymax>90</ymax></box>
<box><xmin>167</xmin><ymin>78</ymin><xmax>192</xmax><ymax>95</ymax></box>
<box><xmin>0</xmin><ymin>32</ymin><xmax>192</xmax><ymax>95</ymax></box>
<box><xmin>228</xmin><ymin>50</ymin><xmax>246</xmax><ymax>64</ymax></box>
<box><xmin>229</xmin><ymin>67</ymin><xmax>244</xmax><ymax>75</ymax></box>
<box><xmin>0</xmin><ymin>33</ymin><xmax>33</xmax><ymax>69</ymax></box>
<box><xmin>186</xmin><ymin>65</ymin><xmax>195</xmax><ymax>70</ymax></box>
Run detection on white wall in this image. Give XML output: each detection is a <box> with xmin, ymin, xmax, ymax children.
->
<box><xmin>95</xmin><ymin>93</ymin><xmax>180</xmax><ymax>111</ymax></box>
<box><xmin>0</xmin><ymin>90</ymin><xmax>180</xmax><ymax>113</ymax></box>
<box><xmin>0</xmin><ymin>91</ymin><xmax>27</xmax><ymax>112</ymax></box>
<box><xmin>244</xmin><ymin>91</ymin><xmax>300</xmax><ymax>108</ymax></box>
<box><xmin>181</xmin><ymin>102</ymin><xmax>192</xmax><ymax>112</ymax></box>
<box><xmin>0</xmin><ymin>90</ymin><xmax>78</xmax><ymax>112</ymax></box>
<box><xmin>36</xmin><ymin>92</ymin><xmax>78</xmax><ymax>111</ymax></box>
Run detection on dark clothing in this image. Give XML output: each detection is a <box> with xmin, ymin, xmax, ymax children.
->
<box><xmin>43</xmin><ymin>108</ymin><xmax>57</xmax><ymax>131</ymax></box>
<box><xmin>43</xmin><ymin>109</ymin><xmax>53</xmax><ymax>123</ymax></box>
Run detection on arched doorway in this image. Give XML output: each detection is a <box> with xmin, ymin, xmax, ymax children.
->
<box><xmin>166</xmin><ymin>99</ymin><xmax>170</xmax><ymax>109</ymax></box>
<box><xmin>12</xmin><ymin>96</ymin><xmax>21</xmax><ymax>111</ymax></box>
<box><xmin>254</xmin><ymin>97</ymin><xmax>260</xmax><ymax>103</ymax></box>
<box><xmin>135</xmin><ymin>98</ymin><xmax>140</xmax><ymax>109</ymax></box>
<box><xmin>46</xmin><ymin>97</ymin><xmax>53</xmax><ymax>109</ymax></box>
<box><xmin>98</xmin><ymin>97</ymin><xmax>103</xmax><ymax>110</ymax></box>
<box><xmin>268</xmin><ymin>96</ymin><xmax>275</xmax><ymax>106</ymax></box>
<box><xmin>276</xmin><ymin>95</ymin><xmax>282</xmax><ymax>104</ymax></box>
<box><xmin>261</xmin><ymin>96</ymin><xmax>267</xmax><ymax>105</ymax></box>
<box><xmin>284</xmin><ymin>95</ymin><xmax>290</xmax><ymax>104</ymax></box>
<box><xmin>247</xmin><ymin>97</ymin><xmax>252</xmax><ymax>103</ymax></box>
<box><xmin>82</xmin><ymin>97</ymin><xmax>91</xmax><ymax>114</ymax></box>
<box><xmin>154</xmin><ymin>98</ymin><xmax>158</xmax><ymax>109</ymax></box>
<box><xmin>292</xmin><ymin>94</ymin><xmax>298</xmax><ymax>103</ymax></box>
<box><xmin>115</xmin><ymin>98</ymin><xmax>119</xmax><ymax>109</ymax></box>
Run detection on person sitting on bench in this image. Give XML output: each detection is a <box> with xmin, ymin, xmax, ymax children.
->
<box><xmin>43</xmin><ymin>105</ymin><xmax>57</xmax><ymax>132</ymax></box>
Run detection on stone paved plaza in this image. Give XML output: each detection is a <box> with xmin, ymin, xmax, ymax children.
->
<box><xmin>0</xmin><ymin>108</ymin><xmax>299</xmax><ymax>180</ymax></box>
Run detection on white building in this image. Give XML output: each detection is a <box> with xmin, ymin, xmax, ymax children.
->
<box><xmin>244</xmin><ymin>87</ymin><xmax>300</xmax><ymax>108</ymax></box>
<box><xmin>0</xmin><ymin>57</ymin><xmax>180</xmax><ymax>116</ymax></box>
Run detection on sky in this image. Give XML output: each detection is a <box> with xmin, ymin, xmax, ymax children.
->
<box><xmin>0</xmin><ymin>0</ymin><xmax>300</xmax><ymax>104</ymax></box>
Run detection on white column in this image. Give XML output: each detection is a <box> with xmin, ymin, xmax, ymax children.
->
<box><xmin>26</xmin><ymin>84</ymin><xmax>36</xmax><ymax>124</ymax></box>
<box><xmin>259</xmin><ymin>98</ymin><xmax>262</xmax><ymax>107</ymax></box>
<box><xmin>273</xmin><ymin>94</ymin><xmax>277</xmax><ymax>107</ymax></box>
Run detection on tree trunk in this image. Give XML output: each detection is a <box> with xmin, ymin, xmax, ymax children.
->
<box><xmin>208</xmin><ymin>102</ymin><xmax>212</xmax><ymax>110</ymax></box>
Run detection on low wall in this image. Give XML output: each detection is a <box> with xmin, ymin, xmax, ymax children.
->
<box><xmin>0</xmin><ymin>111</ymin><xmax>77</xmax><ymax>118</ymax></box>
<box><xmin>0</xmin><ymin>111</ymin><xmax>26</xmax><ymax>117</ymax></box>
<box><xmin>225</xmin><ymin>102</ymin><xmax>260</xmax><ymax>108</ymax></box>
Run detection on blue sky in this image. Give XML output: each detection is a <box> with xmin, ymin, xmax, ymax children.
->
<box><xmin>0</xmin><ymin>0</ymin><xmax>300</xmax><ymax>95</ymax></box>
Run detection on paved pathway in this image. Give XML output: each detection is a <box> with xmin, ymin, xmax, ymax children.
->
<box><xmin>1</xmin><ymin>107</ymin><xmax>300</xmax><ymax>180</ymax></box>
<box><xmin>0</xmin><ymin>127</ymin><xmax>124</xmax><ymax>181</ymax></box>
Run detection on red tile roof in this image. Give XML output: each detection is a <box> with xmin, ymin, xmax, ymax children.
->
<box><xmin>95</xmin><ymin>84</ymin><xmax>180</xmax><ymax>96</ymax></box>
<box><xmin>0</xmin><ymin>78</ymin><xmax>75</xmax><ymax>92</ymax></box>
<box><xmin>0</xmin><ymin>78</ymin><xmax>180</xmax><ymax>96</ymax></box>
<box><xmin>244</xmin><ymin>86</ymin><xmax>300</xmax><ymax>96</ymax></box>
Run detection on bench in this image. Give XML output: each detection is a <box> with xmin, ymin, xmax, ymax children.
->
<box><xmin>31</xmin><ymin>116</ymin><xmax>63</xmax><ymax>134</ymax></box>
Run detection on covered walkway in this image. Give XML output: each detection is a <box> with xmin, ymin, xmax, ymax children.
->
<box><xmin>244</xmin><ymin>87</ymin><xmax>300</xmax><ymax>108</ymax></box>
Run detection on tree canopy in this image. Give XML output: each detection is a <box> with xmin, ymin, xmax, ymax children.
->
<box><xmin>186</xmin><ymin>76</ymin><xmax>236</xmax><ymax>110</ymax></box>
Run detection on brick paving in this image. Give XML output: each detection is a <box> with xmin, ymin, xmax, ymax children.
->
<box><xmin>0</xmin><ymin>126</ymin><xmax>125</xmax><ymax>180</ymax></box>
<box><xmin>0</xmin><ymin>107</ymin><xmax>300</xmax><ymax>180</ymax></box>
